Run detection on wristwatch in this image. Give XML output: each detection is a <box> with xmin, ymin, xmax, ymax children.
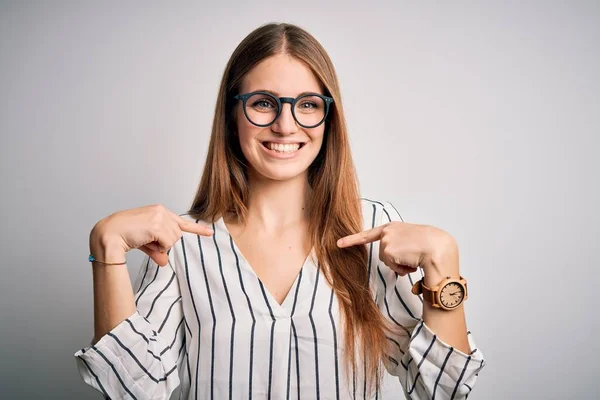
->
<box><xmin>411</xmin><ymin>275</ymin><xmax>468</xmax><ymax>310</ymax></box>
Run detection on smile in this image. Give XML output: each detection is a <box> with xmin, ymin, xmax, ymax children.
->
<box><xmin>261</xmin><ymin>141</ymin><xmax>306</xmax><ymax>154</ymax></box>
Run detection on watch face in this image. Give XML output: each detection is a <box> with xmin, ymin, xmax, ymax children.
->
<box><xmin>439</xmin><ymin>282</ymin><xmax>465</xmax><ymax>309</ymax></box>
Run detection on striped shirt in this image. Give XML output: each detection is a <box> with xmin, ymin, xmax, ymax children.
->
<box><xmin>74</xmin><ymin>198</ymin><xmax>486</xmax><ymax>399</ymax></box>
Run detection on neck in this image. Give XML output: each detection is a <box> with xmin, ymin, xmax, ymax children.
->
<box><xmin>243</xmin><ymin>169</ymin><xmax>311</xmax><ymax>234</ymax></box>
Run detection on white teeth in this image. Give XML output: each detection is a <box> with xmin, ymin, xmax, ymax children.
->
<box><xmin>265</xmin><ymin>142</ymin><xmax>301</xmax><ymax>153</ymax></box>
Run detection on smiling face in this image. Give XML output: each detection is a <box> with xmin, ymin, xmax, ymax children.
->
<box><xmin>234</xmin><ymin>53</ymin><xmax>326</xmax><ymax>182</ymax></box>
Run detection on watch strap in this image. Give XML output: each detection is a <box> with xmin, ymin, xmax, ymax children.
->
<box><xmin>412</xmin><ymin>279</ymin><xmax>437</xmax><ymax>306</ymax></box>
<box><xmin>421</xmin><ymin>282</ymin><xmax>436</xmax><ymax>304</ymax></box>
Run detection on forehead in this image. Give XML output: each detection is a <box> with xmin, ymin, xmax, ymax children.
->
<box><xmin>240</xmin><ymin>53</ymin><xmax>323</xmax><ymax>96</ymax></box>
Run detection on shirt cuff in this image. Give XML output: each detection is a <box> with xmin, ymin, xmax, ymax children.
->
<box><xmin>403</xmin><ymin>320</ymin><xmax>485</xmax><ymax>398</ymax></box>
<box><xmin>74</xmin><ymin>311</ymin><xmax>179</xmax><ymax>399</ymax></box>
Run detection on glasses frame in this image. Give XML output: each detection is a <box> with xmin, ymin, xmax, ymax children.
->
<box><xmin>234</xmin><ymin>91</ymin><xmax>334</xmax><ymax>129</ymax></box>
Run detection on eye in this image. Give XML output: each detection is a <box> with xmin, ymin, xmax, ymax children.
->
<box><xmin>299</xmin><ymin>101</ymin><xmax>317</xmax><ymax>109</ymax></box>
<box><xmin>251</xmin><ymin>98</ymin><xmax>276</xmax><ymax>110</ymax></box>
<box><xmin>296</xmin><ymin>95</ymin><xmax>324</xmax><ymax>113</ymax></box>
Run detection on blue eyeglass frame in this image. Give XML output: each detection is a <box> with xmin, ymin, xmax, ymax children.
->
<box><xmin>233</xmin><ymin>91</ymin><xmax>334</xmax><ymax>128</ymax></box>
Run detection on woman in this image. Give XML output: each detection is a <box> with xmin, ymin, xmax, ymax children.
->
<box><xmin>75</xmin><ymin>23</ymin><xmax>485</xmax><ymax>399</ymax></box>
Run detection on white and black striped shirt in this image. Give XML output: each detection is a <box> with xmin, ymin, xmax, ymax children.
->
<box><xmin>74</xmin><ymin>198</ymin><xmax>486</xmax><ymax>399</ymax></box>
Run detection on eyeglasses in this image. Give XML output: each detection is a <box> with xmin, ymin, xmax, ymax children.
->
<box><xmin>234</xmin><ymin>91</ymin><xmax>334</xmax><ymax>128</ymax></box>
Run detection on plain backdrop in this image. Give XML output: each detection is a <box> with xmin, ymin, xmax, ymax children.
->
<box><xmin>1</xmin><ymin>1</ymin><xmax>598</xmax><ymax>399</ymax></box>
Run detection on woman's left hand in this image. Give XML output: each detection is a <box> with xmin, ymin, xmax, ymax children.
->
<box><xmin>336</xmin><ymin>221</ymin><xmax>459</xmax><ymax>280</ymax></box>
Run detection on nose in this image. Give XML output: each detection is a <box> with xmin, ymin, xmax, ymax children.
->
<box><xmin>271</xmin><ymin>103</ymin><xmax>298</xmax><ymax>135</ymax></box>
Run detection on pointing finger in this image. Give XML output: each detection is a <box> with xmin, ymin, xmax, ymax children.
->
<box><xmin>177</xmin><ymin>216</ymin><xmax>214</xmax><ymax>237</ymax></box>
<box><xmin>337</xmin><ymin>225</ymin><xmax>384</xmax><ymax>248</ymax></box>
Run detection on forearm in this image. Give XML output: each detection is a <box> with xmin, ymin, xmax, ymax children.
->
<box><xmin>421</xmin><ymin>235</ymin><xmax>471</xmax><ymax>355</ymax></box>
<box><xmin>89</xmin><ymin>229</ymin><xmax>136</xmax><ymax>345</ymax></box>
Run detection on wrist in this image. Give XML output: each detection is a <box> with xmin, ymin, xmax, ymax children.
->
<box><xmin>89</xmin><ymin>224</ymin><xmax>126</xmax><ymax>263</ymax></box>
<box><xmin>422</xmin><ymin>233</ymin><xmax>459</xmax><ymax>287</ymax></box>
<box><xmin>423</xmin><ymin>270</ymin><xmax>460</xmax><ymax>287</ymax></box>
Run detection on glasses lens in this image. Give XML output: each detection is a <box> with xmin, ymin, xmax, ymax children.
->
<box><xmin>244</xmin><ymin>93</ymin><xmax>279</xmax><ymax>126</ymax></box>
<box><xmin>294</xmin><ymin>95</ymin><xmax>326</xmax><ymax>127</ymax></box>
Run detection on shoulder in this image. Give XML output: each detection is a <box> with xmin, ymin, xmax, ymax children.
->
<box><xmin>167</xmin><ymin>212</ymin><xmax>218</xmax><ymax>271</ymax></box>
<box><xmin>169</xmin><ymin>212</ymin><xmax>217</xmax><ymax>252</ymax></box>
<box><xmin>359</xmin><ymin>197</ymin><xmax>404</xmax><ymax>229</ymax></box>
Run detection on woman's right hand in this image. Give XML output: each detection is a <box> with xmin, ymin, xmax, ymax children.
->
<box><xmin>90</xmin><ymin>204</ymin><xmax>214</xmax><ymax>266</ymax></box>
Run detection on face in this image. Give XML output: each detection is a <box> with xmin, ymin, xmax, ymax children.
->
<box><xmin>234</xmin><ymin>53</ymin><xmax>326</xmax><ymax>182</ymax></box>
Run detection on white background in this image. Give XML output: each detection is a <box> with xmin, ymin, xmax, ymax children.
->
<box><xmin>1</xmin><ymin>1</ymin><xmax>598</xmax><ymax>398</ymax></box>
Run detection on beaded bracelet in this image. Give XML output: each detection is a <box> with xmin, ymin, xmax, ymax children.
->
<box><xmin>88</xmin><ymin>254</ymin><xmax>126</xmax><ymax>265</ymax></box>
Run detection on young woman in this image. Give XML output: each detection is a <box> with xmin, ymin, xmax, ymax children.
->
<box><xmin>75</xmin><ymin>23</ymin><xmax>485</xmax><ymax>399</ymax></box>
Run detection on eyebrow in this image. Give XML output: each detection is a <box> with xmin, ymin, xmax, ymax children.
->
<box><xmin>252</xmin><ymin>89</ymin><xmax>324</xmax><ymax>97</ymax></box>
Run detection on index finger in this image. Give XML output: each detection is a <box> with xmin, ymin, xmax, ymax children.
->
<box><xmin>176</xmin><ymin>215</ymin><xmax>214</xmax><ymax>237</ymax></box>
<box><xmin>337</xmin><ymin>225</ymin><xmax>384</xmax><ymax>248</ymax></box>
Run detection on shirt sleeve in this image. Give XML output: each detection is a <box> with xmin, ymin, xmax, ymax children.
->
<box><xmin>372</xmin><ymin>200</ymin><xmax>486</xmax><ymax>399</ymax></box>
<box><xmin>74</xmin><ymin>248</ymin><xmax>185</xmax><ymax>399</ymax></box>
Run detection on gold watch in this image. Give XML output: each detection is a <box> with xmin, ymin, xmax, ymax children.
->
<box><xmin>411</xmin><ymin>276</ymin><xmax>468</xmax><ymax>310</ymax></box>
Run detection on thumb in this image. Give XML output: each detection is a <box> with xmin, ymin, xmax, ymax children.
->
<box><xmin>140</xmin><ymin>244</ymin><xmax>169</xmax><ymax>267</ymax></box>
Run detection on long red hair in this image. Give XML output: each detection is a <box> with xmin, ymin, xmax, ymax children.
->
<box><xmin>188</xmin><ymin>22</ymin><xmax>394</xmax><ymax>394</ymax></box>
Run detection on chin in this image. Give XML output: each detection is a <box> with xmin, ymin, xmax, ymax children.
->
<box><xmin>254</xmin><ymin>165</ymin><xmax>309</xmax><ymax>182</ymax></box>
